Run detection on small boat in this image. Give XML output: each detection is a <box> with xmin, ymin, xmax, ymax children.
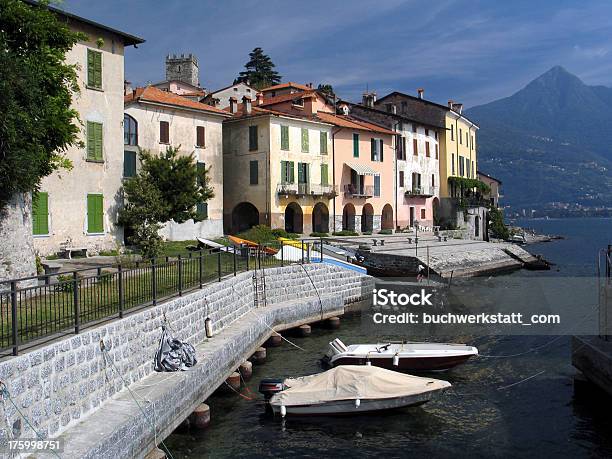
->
<box><xmin>227</xmin><ymin>235</ymin><xmax>278</xmax><ymax>255</ymax></box>
<box><xmin>259</xmin><ymin>365</ymin><xmax>450</xmax><ymax>417</ymax></box>
<box><xmin>323</xmin><ymin>338</ymin><xmax>478</xmax><ymax>372</ymax></box>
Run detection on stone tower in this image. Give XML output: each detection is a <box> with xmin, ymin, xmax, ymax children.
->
<box><xmin>165</xmin><ymin>53</ymin><xmax>199</xmax><ymax>87</ymax></box>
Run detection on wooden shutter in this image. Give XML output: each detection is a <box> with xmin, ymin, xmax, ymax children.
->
<box><xmin>87</xmin><ymin>49</ymin><xmax>102</xmax><ymax>88</ymax></box>
<box><xmin>301</xmin><ymin>128</ymin><xmax>309</xmax><ymax>152</ymax></box>
<box><xmin>289</xmin><ymin>161</ymin><xmax>295</xmax><ymax>183</ymax></box>
<box><xmin>435</xmin><ymin>144</ymin><xmax>439</xmax><ymax>159</ymax></box>
<box><xmin>197</xmin><ymin>162</ymin><xmax>205</xmax><ymax>186</ymax></box>
<box><xmin>379</xmin><ymin>139</ymin><xmax>384</xmax><ymax>162</ymax></box>
<box><xmin>196</xmin><ymin>126</ymin><xmax>205</xmax><ymax>147</ymax></box>
<box><xmin>87</xmin><ymin>122</ymin><xmax>103</xmax><ymax>160</ymax></box>
<box><xmin>321</xmin><ymin>164</ymin><xmax>328</xmax><ymax>186</ymax></box>
<box><xmin>160</xmin><ymin>121</ymin><xmax>169</xmax><ymax>144</ymax></box>
<box><xmin>281</xmin><ymin>161</ymin><xmax>287</xmax><ymax>183</ymax></box>
<box><xmin>87</xmin><ymin>194</ymin><xmax>103</xmax><ymax>234</ymax></box>
<box><xmin>353</xmin><ymin>133</ymin><xmax>359</xmax><ymax>157</ymax></box>
<box><xmin>320</xmin><ymin>132</ymin><xmax>327</xmax><ymax>154</ymax></box>
<box><xmin>281</xmin><ymin>126</ymin><xmax>289</xmax><ymax>150</ymax></box>
<box><xmin>249</xmin><ymin>160</ymin><xmax>258</xmax><ymax>184</ymax></box>
<box><xmin>399</xmin><ymin>171</ymin><xmax>404</xmax><ymax>188</ymax></box>
<box><xmin>371</xmin><ymin>138</ymin><xmax>376</xmax><ymax>161</ymax></box>
<box><xmin>249</xmin><ymin>125</ymin><xmax>258</xmax><ymax>150</ymax></box>
<box><xmin>197</xmin><ymin>202</ymin><xmax>208</xmax><ymax>219</ymax></box>
<box><xmin>298</xmin><ymin>163</ymin><xmax>305</xmax><ymax>183</ymax></box>
<box><xmin>374</xmin><ymin>176</ymin><xmax>380</xmax><ymax>197</ymax></box>
<box><xmin>413</xmin><ymin>138</ymin><xmax>418</xmax><ymax>156</ymax></box>
<box><xmin>426</xmin><ymin>142</ymin><xmax>430</xmax><ymax>157</ymax></box>
<box><xmin>32</xmin><ymin>192</ymin><xmax>49</xmax><ymax>235</ymax></box>
<box><xmin>87</xmin><ymin>49</ymin><xmax>95</xmax><ymax>87</ymax></box>
<box><xmin>123</xmin><ymin>150</ymin><xmax>136</xmax><ymax>177</ymax></box>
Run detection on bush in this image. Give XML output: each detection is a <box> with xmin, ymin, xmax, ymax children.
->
<box><xmin>310</xmin><ymin>232</ymin><xmax>329</xmax><ymax>238</ymax></box>
<box><xmin>35</xmin><ymin>255</ymin><xmax>44</xmax><ymax>275</ymax></box>
<box><xmin>489</xmin><ymin>206</ymin><xmax>509</xmax><ymax>239</ymax></box>
<box><xmin>99</xmin><ymin>249</ymin><xmax>120</xmax><ymax>257</ymax></box>
<box><xmin>362</xmin><ymin>231</ymin><xmax>372</xmax><ymax>235</ymax></box>
<box><xmin>332</xmin><ymin>230</ymin><xmax>358</xmax><ymax>236</ymax></box>
<box><xmin>238</xmin><ymin>225</ymin><xmax>276</xmax><ymax>244</ymax></box>
<box><xmin>271</xmin><ymin>228</ymin><xmax>299</xmax><ymax>239</ymax></box>
<box><xmin>56</xmin><ymin>274</ymin><xmax>76</xmax><ymax>292</ymax></box>
<box><xmin>378</xmin><ymin>229</ymin><xmax>393</xmax><ymax>235</ymax></box>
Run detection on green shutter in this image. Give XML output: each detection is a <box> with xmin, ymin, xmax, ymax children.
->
<box><xmin>320</xmin><ymin>132</ymin><xmax>328</xmax><ymax>154</ymax></box>
<box><xmin>87</xmin><ymin>49</ymin><xmax>95</xmax><ymax>87</ymax></box>
<box><xmin>123</xmin><ymin>151</ymin><xmax>136</xmax><ymax>177</ymax></box>
<box><xmin>197</xmin><ymin>202</ymin><xmax>208</xmax><ymax>219</ymax></box>
<box><xmin>87</xmin><ymin>194</ymin><xmax>103</xmax><ymax>234</ymax></box>
<box><xmin>250</xmin><ymin>160</ymin><xmax>258</xmax><ymax>184</ymax></box>
<box><xmin>32</xmin><ymin>192</ymin><xmax>49</xmax><ymax>235</ymax></box>
<box><xmin>289</xmin><ymin>161</ymin><xmax>295</xmax><ymax>183</ymax></box>
<box><xmin>87</xmin><ymin>49</ymin><xmax>102</xmax><ymax>88</ymax></box>
<box><xmin>371</xmin><ymin>138</ymin><xmax>376</xmax><ymax>161</ymax></box>
<box><xmin>353</xmin><ymin>133</ymin><xmax>359</xmax><ymax>157</ymax></box>
<box><xmin>281</xmin><ymin>161</ymin><xmax>287</xmax><ymax>183</ymax></box>
<box><xmin>379</xmin><ymin>139</ymin><xmax>384</xmax><ymax>162</ymax></box>
<box><xmin>87</xmin><ymin>122</ymin><xmax>103</xmax><ymax>160</ymax></box>
<box><xmin>281</xmin><ymin>125</ymin><xmax>289</xmax><ymax>150</ymax></box>
<box><xmin>301</xmin><ymin>128</ymin><xmax>309</xmax><ymax>152</ymax></box>
<box><xmin>321</xmin><ymin>164</ymin><xmax>328</xmax><ymax>186</ymax></box>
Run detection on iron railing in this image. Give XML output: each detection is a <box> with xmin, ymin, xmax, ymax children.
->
<box><xmin>344</xmin><ymin>184</ymin><xmax>374</xmax><ymax>198</ymax></box>
<box><xmin>0</xmin><ymin>238</ymin><xmax>325</xmax><ymax>357</ymax></box>
<box><xmin>276</xmin><ymin>183</ymin><xmax>337</xmax><ymax>197</ymax></box>
<box><xmin>598</xmin><ymin>245</ymin><xmax>612</xmax><ymax>341</ymax></box>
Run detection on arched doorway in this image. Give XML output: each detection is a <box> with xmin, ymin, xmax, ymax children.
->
<box><xmin>361</xmin><ymin>203</ymin><xmax>374</xmax><ymax>233</ymax></box>
<box><xmin>381</xmin><ymin>204</ymin><xmax>394</xmax><ymax>230</ymax></box>
<box><xmin>312</xmin><ymin>202</ymin><xmax>329</xmax><ymax>234</ymax></box>
<box><xmin>474</xmin><ymin>215</ymin><xmax>480</xmax><ymax>238</ymax></box>
<box><xmin>285</xmin><ymin>202</ymin><xmax>303</xmax><ymax>233</ymax></box>
<box><xmin>231</xmin><ymin>202</ymin><xmax>259</xmax><ymax>234</ymax></box>
<box><xmin>342</xmin><ymin>203</ymin><xmax>356</xmax><ymax>232</ymax></box>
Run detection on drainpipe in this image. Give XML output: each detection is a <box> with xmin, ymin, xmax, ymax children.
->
<box><xmin>392</xmin><ymin>121</ymin><xmax>400</xmax><ymax>230</ymax></box>
<box><xmin>332</xmin><ymin>126</ymin><xmax>341</xmax><ymax>232</ymax></box>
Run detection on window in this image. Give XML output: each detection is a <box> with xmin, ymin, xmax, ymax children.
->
<box><xmin>466</xmin><ymin>131</ymin><xmax>469</xmax><ymax>146</ymax></box>
<box><xmin>471</xmin><ymin>135</ymin><xmax>475</xmax><ymax>150</ymax></box>
<box><xmin>412</xmin><ymin>124</ymin><xmax>417</xmax><ymax>133</ymax></box>
<box><xmin>421</xmin><ymin>208</ymin><xmax>426</xmax><ymax>219</ymax></box>
<box><xmin>452</xmin><ymin>154</ymin><xmax>455</xmax><ymax>175</ymax></box>
<box><xmin>321</xmin><ymin>163</ymin><xmax>329</xmax><ymax>186</ymax></box>
<box><xmin>87</xmin><ymin>49</ymin><xmax>102</xmax><ymax>89</ymax></box>
<box><xmin>459</xmin><ymin>128</ymin><xmax>463</xmax><ymax>145</ymax></box>
<box><xmin>435</xmin><ymin>131</ymin><xmax>438</xmax><ymax>140</ymax></box>
<box><xmin>374</xmin><ymin>175</ymin><xmax>381</xmax><ymax>197</ymax></box>
<box><xmin>124</xmin><ymin>114</ymin><xmax>137</xmax><ymax>146</ymax></box>
<box><xmin>425</xmin><ymin>142</ymin><xmax>430</xmax><ymax>157</ymax></box>
<box><xmin>399</xmin><ymin>171</ymin><xmax>405</xmax><ymax>188</ymax></box>
<box><xmin>249</xmin><ymin>160</ymin><xmax>258</xmax><ymax>185</ymax></box>
<box><xmin>301</xmin><ymin>128</ymin><xmax>309</xmax><ymax>152</ymax></box>
<box><xmin>425</xmin><ymin>129</ymin><xmax>429</xmax><ymax>136</ymax></box>
<box><xmin>160</xmin><ymin>121</ymin><xmax>169</xmax><ymax>144</ymax></box>
<box><xmin>472</xmin><ymin>162</ymin><xmax>475</xmax><ymax>178</ymax></box>
<box><xmin>413</xmin><ymin>138</ymin><xmax>418</xmax><ymax>156</ymax></box>
<box><xmin>435</xmin><ymin>144</ymin><xmax>439</xmax><ymax>159</ymax></box>
<box><xmin>281</xmin><ymin>125</ymin><xmax>289</xmax><ymax>150</ymax></box>
<box><xmin>297</xmin><ymin>162</ymin><xmax>308</xmax><ymax>184</ymax></box>
<box><xmin>320</xmin><ymin>131</ymin><xmax>328</xmax><ymax>154</ymax></box>
<box><xmin>293</xmin><ymin>98</ymin><xmax>304</xmax><ymax>107</ymax></box>
<box><xmin>281</xmin><ymin>161</ymin><xmax>294</xmax><ymax>184</ymax></box>
<box><xmin>401</xmin><ymin>101</ymin><xmax>407</xmax><ymax>113</ymax></box>
<box><xmin>87</xmin><ymin>121</ymin><xmax>103</xmax><ymax>161</ymax></box>
<box><xmin>32</xmin><ymin>192</ymin><xmax>49</xmax><ymax>236</ymax></box>
<box><xmin>450</xmin><ymin>125</ymin><xmax>454</xmax><ymax>141</ymax></box>
<box><xmin>353</xmin><ymin>133</ymin><xmax>360</xmax><ymax>157</ymax></box>
<box><xmin>412</xmin><ymin>172</ymin><xmax>422</xmax><ymax>191</ymax></box>
<box><xmin>371</xmin><ymin>138</ymin><xmax>383</xmax><ymax>162</ymax></box>
<box><xmin>249</xmin><ymin>125</ymin><xmax>258</xmax><ymax>151</ymax></box>
<box><xmin>432</xmin><ymin>174</ymin><xmax>435</xmax><ymax>187</ymax></box>
<box><xmin>196</xmin><ymin>126</ymin><xmax>205</xmax><ymax>148</ymax></box>
<box><xmin>123</xmin><ymin>151</ymin><xmax>137</xmax><ymax>178</ymax></box>
<box><xmin>385</xmin><ymin>103</ymin><xmax>392</xmax><ymax>113</ymax></box>
<box><xmin>459</xmin><ymin>157</ymin><xmax>465</xmax><ymax>176</ymax></box>
<box><xmin>87</xmin><ymin>194</ymin><xmax>104</xmax><ymax>234</ymax></box>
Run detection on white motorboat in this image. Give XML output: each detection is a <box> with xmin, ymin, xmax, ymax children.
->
<box><xmin>323</xmin><ymin>338</ymin><xmax>478</xmax><ymax>372</ymax></box>
<box><xmin>259</xmin><ymin>365</ymin><xmax>450</xmax><ymax>417</ymax></box>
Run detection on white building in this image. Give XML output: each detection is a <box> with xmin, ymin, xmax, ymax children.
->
<box><xmin>124</xmin><ymin>86</ymin><xmax>231</xmax><ymax>240</ymax></box>
<box><xmin>203</xmin><ymin>82</ymin><xmax>257</xmax><ymax>109</ymax></box>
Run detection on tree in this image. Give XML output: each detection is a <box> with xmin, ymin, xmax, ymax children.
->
<box><xmin>118</xmin><ymin>147</ymin><xmax>214</xmax><ymax>258</ymax></box>
<box><xmin>234</xmin><ymin>47</ymin><xmax>282</xmax><ymax>90</ymax></box>
<box><xmin>0</xmin><ymin>0</ymin><xmax>83</xmax><ymax>208</ymax></box>
<box><xmin>317</xmin><ymin>84</ymin><xmax>335</xmax><ymax>97</ymax></box>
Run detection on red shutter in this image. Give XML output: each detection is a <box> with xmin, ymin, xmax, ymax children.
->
<box><xmin>413</xmin><ymin>138</ymin><xmax>418</xmax><ymax>156</ymax></box>
<box><xmin>425</xmin><ymin>142</ymin><xmax>430</xmax><ymax>157</ymax></box>
<box><xmin>160</xmin><ymin>121</ymin><xmax>169</xmax><ymax>144</ymax></box>
<box><xmin>196</xmin><ymin>126</ymin><xmax>205</xmax><ymax>147</ymax></box>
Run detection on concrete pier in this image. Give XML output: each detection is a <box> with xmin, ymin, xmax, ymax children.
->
<box><xmin>572</xmin><ymin>336</ymin><xmax>612</xmax><ymax>398</ymax></box>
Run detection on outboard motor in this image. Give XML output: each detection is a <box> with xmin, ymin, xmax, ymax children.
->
<box><xmin>259</xmin><ymin>378</ymin><xmax>285</xmax><ymax>400</ymax></box>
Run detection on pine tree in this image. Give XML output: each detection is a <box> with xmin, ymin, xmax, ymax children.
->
<box><xmin>317</xmin><ymin>84</ymin><xmax>335</xmax><ymax>97</ymax></box>
<box><xmin>235</xmin><ymin>47</ymin><xmax>282</xmax><ymax>90</ymax></box>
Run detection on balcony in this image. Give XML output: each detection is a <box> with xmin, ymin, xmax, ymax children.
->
<box><xmin>344</xmin><ymin>184</ymin><xmax>374</xmax><ymax>198</ymax></box>
<box><xmin>405</xmin><ymin>186</ymin><xmax>437</xmax><ymax>198</ymax></box>
<box><xmin>277</xmin><ymin>183</ymin><xmax>338</xmax><ymax>197</ymax></box>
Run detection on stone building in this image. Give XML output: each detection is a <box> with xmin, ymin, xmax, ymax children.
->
<box><xmin>28</xmin><ymin>3</ymin><xmax>144</xmax><ymax>256</ymax></box>
<box><xmin>124</xmin><ymin>86</ymin><xmax>231</xmax><ymax>239</ymax></box>
<box><xmin>202</xmin><ymin>82</ymin><xmax>257</xmax><ymax>109</ymax></box>
<box><xmin>477</xmin><ymin>171</ymin><xmax>502</xmax><ymax>208</ymax></box>
<box><xmin>152</xmin><ymin>54</ymin><xmax>205</xmax><ymax>101</ymax></box>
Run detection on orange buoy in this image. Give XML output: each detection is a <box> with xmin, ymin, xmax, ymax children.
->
<box><xmin>189</xmin><ymin>403</ymin><xmax>211</xmax><ymax>430</ymax></box>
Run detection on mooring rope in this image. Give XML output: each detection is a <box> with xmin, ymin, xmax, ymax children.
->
<box><xmin>262</xmin><ymin>321</ymin><xmax>307</xmax><ymax>351</ymax></box>
<box><xmin>496</xmin><ymin>370</ymin><xmax>546</xmax><ymax>391</ymax></box>
<box><xmin>222</xmin><ymin>380</ymin><xmax>255</xmax><ymax>401</ymax></box>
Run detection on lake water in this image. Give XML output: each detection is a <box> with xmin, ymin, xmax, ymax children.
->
<box><xmin>166</xmin><ymin>218</ymin><xmax>612</xmax><ymax>458</ymax></box>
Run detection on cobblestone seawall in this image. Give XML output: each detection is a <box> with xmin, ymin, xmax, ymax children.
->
<box><xmin>0</xmin><ymin>263</ymin><xmax>373</xmax><ymax>458</ymax></box>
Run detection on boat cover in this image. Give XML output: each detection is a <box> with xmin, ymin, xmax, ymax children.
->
<box><xmin>271</xmin><ymin>365</ymin><xmax>450</xmax><ymax>406</ymax></box>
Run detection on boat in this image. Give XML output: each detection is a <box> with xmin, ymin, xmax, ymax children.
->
<box><xmin>323</xmin><ymin>338</ymin><xmax>478</xmax><ymax>372</ymax></box>
<box><xmin>227</xmin><ymin>235</ymin><xmax>278</xmax><ymax>255</ymax></box>
<box><xmin>258</xmin><ymin>365</ymin><xmax>450</xmax><ymax>417</ymax></box>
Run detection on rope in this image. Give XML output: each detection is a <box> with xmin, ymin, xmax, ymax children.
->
<box><xmin>222</xmin><ymin>380</ymin><xmax>255</xmax><ymax>401</ymax></box>
<box><xmin>0</xmin><ymin>382</ymin><xmax>62</xmax><ymax>459</ymax></box>
<box><xmin>298</xmin><ymin>264</ymin><xmax>325</xmax><ymax>320</ymax></box>
<box><xmin>478</xmin><ymin>334</ymin><xmax>566</xmax><ymax>358</ymax></box>
<box><xmin>497</xmin><ymin>370</ymin><xmax>546</xmax><ymax>391</ymax></box>
<box><xmin>262</xmin><ymin>321</ymin><xmax>307</xmax><ymax>352</ymax></box>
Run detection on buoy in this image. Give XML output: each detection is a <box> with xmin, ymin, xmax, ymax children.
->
<box><xmin>355</xmin><ymin>399</ymin><xmax>361</xmax><ymax>408</ymax></box>
<box><xmin>188</xmin><ymin>403</ymin><xmax>211</xmax><ymax>430</ymax></box>
<box><xmin>280</xmin><ymin>405</ymin><xmax>287</xmax><ymax>417</ymax></box>
<box><xmin>250</xmin><ymin>347</ymin><xmax>267</xmax><ymax>364</ymax></box>
<box><xmin>226</xmin><ymin>372</ymin><xmax>241</xmax><ymax>391</ymax></box>
<box><xmin>326</xmin><ymin>317</ymin><xmax>341</xmax><ymax>329</ymax></box>
<box><xmin>265</xmin><ymin>332</ymin><xmax>282</xmax><ymax>347</ymax></box>
<box><xmin>205</xmin><ymin>317</ymin><xmax>213</xmax><ymax>338</ymax></box>
<box><xmin>297</xmin><ymin>324</ymin><xmax>311</xmax><ymax>337</ymax></box>
<box><xmin>393</xmin><ymin>354</ymin><xmax>399</xmax><ymax>367</ymax></box>
<box><xmin>239</xmin><ymin>361</ymin><xmax>253</xmax><ymax>380</ymax></box>
<box><xmin>144</xmin><ymin>447</ymin><xmax>166</xmax><ymax>459</ymax></box>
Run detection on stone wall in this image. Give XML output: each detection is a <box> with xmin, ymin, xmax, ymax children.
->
<box><xmin>0</xmin><ymin>194</ymin><xmax>36</xmax><ymax>288</ymax></box>
<box><xmin>0</xmin><ymin>264</ymin><xmax>372</xmax><ymax>453</ymax></box>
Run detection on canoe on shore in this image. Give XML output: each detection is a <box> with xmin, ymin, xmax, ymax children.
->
<box><xmin>228</xmin><ymin>235</ymin><xmax>278</xmax><ymax>255</ymax></box>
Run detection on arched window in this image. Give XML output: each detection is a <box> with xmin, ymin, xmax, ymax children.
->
<box><xmin>124</xmin><ymin>114</ymin><xmax>138</xmax><ymax>146</ymax></box>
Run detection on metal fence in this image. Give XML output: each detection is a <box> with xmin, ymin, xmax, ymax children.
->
<box><xmin>0</xmin><ymin>239</ymin><xmax>324</xmax><ymax>357</ymax></box>
<box><xmin>598</xmin><ymin>245</ymin><xmax>612</xmax><ymax>341</ymax></box>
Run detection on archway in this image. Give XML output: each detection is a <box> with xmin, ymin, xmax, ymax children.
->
<box><xmin>312</xmin><ymin>202</ymin><xmax>329</xmax><ymax>234</ymax></box>
<box><xmin>381</xmin><ymin>204</ymin><xmax>394</xmax><ymax>230</ymax></box>
<box><xmin>474</xmin><ymin>215</ymin><xmax>480</xmax><ymax>238</ymax></box>
<box><xmin>342</xmin><ymin>203</ymin><xmax>356</xmax><ymax>232</ymax></box>
<box><xmin>361</xmin><ymin>203</ymin><xmax>374</xmax><ymax>233</ymax></box>
<box><xmin>231</xmin><ymin>202</ymin><xmax>259</xmax><ymax>234</ymax></box>
<box><xmin>285</xmin><ymin>202</ymin><xmax>303</xmax><ymax>233</ymax></box>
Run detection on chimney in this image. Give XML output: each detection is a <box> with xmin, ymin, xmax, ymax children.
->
<box><xmin>308</xmin><ymin>82</ymin><xmax>313</xmax><ymax>88</ymax></box>
<box><xmin>256</xmin><ymin>92</ymin><xmax>264</xmax><ymax>106</ymax></box>
<box><xmin>229</xmin><ymin>97</ymin><xmax>238</xmax><ymax>114</ymax></box>
<box><xmin>417</xmin><ymin>88</ymin><xmax>424</xmax><ymax>99</ymax></box>
<box><xmin>362</xmin><ymin>91</ymin><xmax>377</xmax><ymax>108</ymax></box>
<box><xmin>448</xmin><ymin>99</ymin><xmax>454</xmax><ymax>108</ymax></box>
<box><xmin>124</xmin><ymin>80</ymin><xmax>132</xmax><ymax>96</ymax></box>
<box><xmin>391</xmin><ymin>105</ymin><xmax>397</xmax><ymax>114</ymax></box>
<box><xmin>242</xmin><ymin>96</ymin><xmax>252</xmax><ymax>114</ymax></box>
<box><xmin>454</xmin><ymin>103</ymin><xmax>463</xmax><ymax>114</ymax></box>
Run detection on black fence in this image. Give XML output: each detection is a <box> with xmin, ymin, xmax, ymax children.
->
<box><xmin>599</xmin><ymin>245</ymin><xmax>612</xmax><ymax>341</ymax></box>
<box><xmin>0</xmin><ymin>239</ymin><xmax>324</xmax><ymax>357</ymax></box>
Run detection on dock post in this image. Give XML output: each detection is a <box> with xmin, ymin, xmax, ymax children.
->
<box><xmin>239</xmin><ymin>361</ymin><xmax>253</xmax><ymax>380</ymax></box>
<box><xmin>144</xmin><ymin>447</ymin><xmax>166</xmax><ymax>459</ymax></box>
<box><xmin>250</xmin><ymin>347</ymin><xmax>267</xmax><ymax>364</ymax></box>
<box><xmin>265</xmin><ymin>332</ymin><xmax>282</xmax><ymax>347</ymax></box>
<box><xmin>189</xmin><ymin>403</ymin><xmax>211</xmax><ymax>430</ymax></box>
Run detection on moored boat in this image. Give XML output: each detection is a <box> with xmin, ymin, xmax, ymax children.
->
<box><xmin>324</xmin><ymin>338</ymin><xmax>478</xmax><ymax>372</ymax></box>
<box><xmin>259</xmin><ymin>365</ymin><xmax>451</xmax><ymax>417</ymax></box>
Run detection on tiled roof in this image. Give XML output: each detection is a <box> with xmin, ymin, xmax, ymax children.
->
<box><xmin>223</xmin><ymin>104</ymin><xmax>331</xmax><ymax>125</ymax></box>
<box><xmin>316</xmin><ymin>112</ymin><xmax>396</xmax><ymax>135</ymax></box>
<box><xmin>124</xmin><ymin>86</ymin><xmax>229</xmax><ymax>116</ymax></box>
<box><xmin>258</xmin><ymin>90</ymin><xmax>317</xmax><ymax>107</ymax></box>
<box><xmin>261</xmin><ymin>82</ymin><xmax>312</xmax><ymax>92</ymax></box>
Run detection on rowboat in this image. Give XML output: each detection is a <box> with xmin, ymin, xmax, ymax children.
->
<box><xmin>323</xmin><ymin>338</ymin><xmax>478</xmax><ymax>372</ymax></box>
<box><xmin>259</xmin><ymin>365</ymin><xmax>450</xmax><ymax>417</ymax></box>
<box><xmin>227</xmin><ymin>235</ymin><xmax>278</xmax><ymax>255</ymax></box>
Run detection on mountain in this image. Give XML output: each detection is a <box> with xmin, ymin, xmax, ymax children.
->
<box><xmin>466</xmin><ymin>66</ymin><xmax>612</xmax><ymax>214</ymax></box>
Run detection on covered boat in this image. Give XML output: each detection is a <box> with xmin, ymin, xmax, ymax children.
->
<box><xmin>324</xmin><ymin>338</ymin><xmax>478</xmax><ymax>372</ymax></box>
<box><xmin>261</xmin><ymin>365</ymin><xmax>450</xmax><ymax>416</ymax></box>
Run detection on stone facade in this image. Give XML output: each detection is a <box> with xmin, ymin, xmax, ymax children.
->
<box><xmin>165</xmin><ymin>54</ymin><xmax>199</xmax><ymax>88</ymax></box>
<box><xmin>0</xmin><ymin>264</ymin><xmax>373</xmax><ymax>457</ymax></box>
<box><xmin>0</xmin><ymin>194</ymin><xmax>36</xmax><ymax>286</ymax></box>
<box><xmin>203</xmin><ymin>82</ymin><xmax>257</xmax><ymax>109</ymax></box>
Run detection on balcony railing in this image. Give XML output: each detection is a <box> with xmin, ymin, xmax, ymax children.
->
<box><xmin>405</xmin><ymin>185</ymin><xmax>437</xmax><ymax>197</ymax></box>
<box><xmin>277</xmin><ymin>183</ymin><xmax>337</xmax><ymax>197</ymax></box>
<box><xmin>344</xmin><ymin>184</ymin><xmax>375</xmax><ymax>198</ymax></box>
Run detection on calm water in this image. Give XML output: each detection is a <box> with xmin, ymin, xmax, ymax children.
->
<box><xmin>167</xmin><ymin>218</ymin><xmax>612</xmax><ymax>458</ymax></box>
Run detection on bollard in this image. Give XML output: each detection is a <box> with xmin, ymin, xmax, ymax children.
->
<box><xmin>265</xmin><ymin>332</ymin><xmax>282</xmax><ymax>347</ymax></box>
<box><xmin>250</xmin><ymin>347</ymin><xmax>267</xmax><ymax>364</ymax></box>
<box><xmin>226</xmin><ymin>372</ymin><xmax>241</xmax><ymax>391</ymax></box>
<box><xmin>326</xmin><ymin>317</ymin><xmax>341</xmax><ymax>329</ymax></box>
<box><xmin>297</xmin><ymin>324</ymin><xmax>312</xmax><ymax>337</ymax></box>
<box><xmin>239</xmin><ymin>361</ymin><xmax>253</xmax><ymax>380</ymax></box>
<box><xmin>144</xmin><ymin>447</ymin><xmax>166</xmax><ymax>459</ymax></box>
<box><xmin>188</xmin><ymin>403</ymin><xmax>211</xmax><ymax>430</ymax></box>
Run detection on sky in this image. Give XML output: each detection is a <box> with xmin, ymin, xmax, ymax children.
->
<box><xmin>61</xmin><ymin>0</ymin><xmax>612</xmax><ymax>108</ymax></box>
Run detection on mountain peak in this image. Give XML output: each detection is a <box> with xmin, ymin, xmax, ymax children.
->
<box><xmin>529</xmin><ymin>65</ymin><xmax>584</xmax><ymax>89</ymax></box>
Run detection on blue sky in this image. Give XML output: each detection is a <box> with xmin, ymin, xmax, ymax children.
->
<box><xmin>62</xmin><ymin>0</ymin><xmax>612</xmax><ymax>107</ymax></box>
